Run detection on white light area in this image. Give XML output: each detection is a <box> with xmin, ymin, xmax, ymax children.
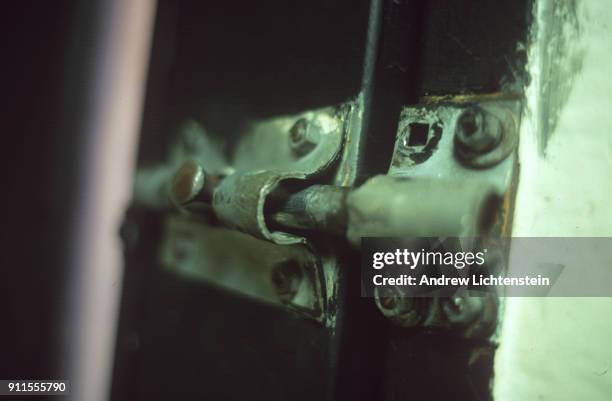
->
<box><xmin>495</xmin><ymin>1</ymin><xmax>612</xmax><ymax>400</ymax></box>
<box><xmin>67</xmin><ymin>1</ymin><xmax>155</xmax><ymax>401</ymax></box>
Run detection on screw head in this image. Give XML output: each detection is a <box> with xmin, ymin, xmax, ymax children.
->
<box><xmin>455</xmin><ymin>107</ymin><xmax>502</xmax><ymax>154</ymax></box>
<box><xmin>290</xmin><ymin>118</ymin><xmax>307</xmax><ymax>142</ymax></box>
<box><xmin>289</xmin><ymin>118</ymin><xmax>318</xmax><ymax>156</ymax></box>
<box><xmin>442</xmin><ymin>295</ymin><xmax>484</xmax><ymax>325</ymax></box>
<box><xmin>374</xmin><ymin>286</ymin><xmax>425</xmax><ymax>327</ymax></box>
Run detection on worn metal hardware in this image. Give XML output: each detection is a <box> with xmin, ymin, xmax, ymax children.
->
<box><xmin>442</xmin><ymin>294</ymin><xmax>485</xmax><ymax>326</ymax></box>
<box><xmin>370</xmin><ymin>236</ymin><xmax>503</xmax><ymax>337</ymax></box>
<box><xmin>289</xmin><ymin>118</ymin><xmax>320</xmax><ymax>157</ymax></box>
<box><xmin>267</xmin><ymin>184</ymin><xmax>349</xmax><ymax>236</ymax></box>
<box><xmin>174</xmin><ymin>166</ymin><xmax>500</xmax><ymax>248</ymax></box>
<box><xmin>388</xmin><ymin>100</ymin><xmax>520</xmax><ymax>238</ymax></box>
<box><xmin>169</xmin><ymin>159</ymin><xmax>220</xmax><ymax>209</ymax></box>
<box><xmin>375</xmin><ymin>99</ymin><xmax>521</xmax><ymax>338</ymax></box>
<box><xmin>134</xmin><ymin>120</ymin><xmax>230</xmax><ymax>209</ymax></box>
<box><xmin>454</xmin><ymin>106</ymin><xmax>502</xmax><ymax>154</ymax></box>
<box><xmin>389</xmin><ymin>100</ymin><xmax>520</xmax><ymax>177</ymax></box>
<box><xmin>211</xmin><ymin>169</ymin><xmax>311</xmax><ymax>245</ymax></box>
<box><xmin>231</xmin><ymin>107</ymin><xmax>346</xmax><ymax>174</ymax></box>
<box><xmin>162</xmin><ymin>154</ymin><xmax>505</xmax><ymax>336</ymax></box>
<box><xmin>159</xmin><ymin>214</ymin><xmax>326</xmax><ymax>321</ymax></box>
<box><xmin>373</xmin><ymin>288</ymin><xmax>498</xmax><ymax>338</ymax></box>
<box><xmin>134</xmin><ymin>107</ymin><xmax>347</xmax><ymax>211</ymax></box>
<box><xmin>374</xmin><ymin>286</ymin><xmax>427</xmax><ymax>327</ymax></box>
<box><xmin>136</xmin><ymin>97</ymin><xmax>519</xmax><ymax>340</ymax></box>
<box><xmin>133</xmin><ymin>108</ymin><xmax>351</xmax><ymax>327</ymax></box>
<box><xmin>453</xmin><ymin>103</ymin><xmax>519</xmax><ymax>168</ymax></box>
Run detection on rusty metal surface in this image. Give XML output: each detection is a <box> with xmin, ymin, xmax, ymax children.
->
<box><xmin>268</xmin><ymin>184</ymin><xmax>349</xmax><ymax>235</ymax></box>
<box><xmin>361</xmin><ymin>99</ymin><xmax>522</xmax><ymax>341</ymax></box>
<box><xmin>129</xmin><ymin>106</ymin><xmax>353</xmax><ymax>329</ymax></box>
<box><xmin>109</xmin><ymin>1</ymin><xmax>536</xmax><ymax>400</ymax></box>
<box><xmin>133</xmin><ymin>120</ymin><xmax>230</xmax><ymax>209</ymax></box>
<box><xmin>211</xmin><ymin>170</ymin><xmax>307</xmax><ymax>245</ymax></box>
<box><xmin>388</xmin><ymin>101</ymin><xmax>520</xmax><ymax>193</ymax></box>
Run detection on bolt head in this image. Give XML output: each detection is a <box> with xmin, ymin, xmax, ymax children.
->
<box><xmin>290</xmin><ymin>118</ymin><xmax>307</xmax><ymax>142</ymax></box>
<box><xmin>289</xmin><ymin>118</ymin><xmax>317</xmax><ymax>156</ymax></box>
<box><xmin>455</xmin><ymin>107</ymin><xmax>502</xmax><ymax>154</ymax></box>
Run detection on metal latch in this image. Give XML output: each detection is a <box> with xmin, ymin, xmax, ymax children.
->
<box><xmin>134</xmin><ymin>98</ymin><xmax>520</xmax><ymax>335</ymax></box>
